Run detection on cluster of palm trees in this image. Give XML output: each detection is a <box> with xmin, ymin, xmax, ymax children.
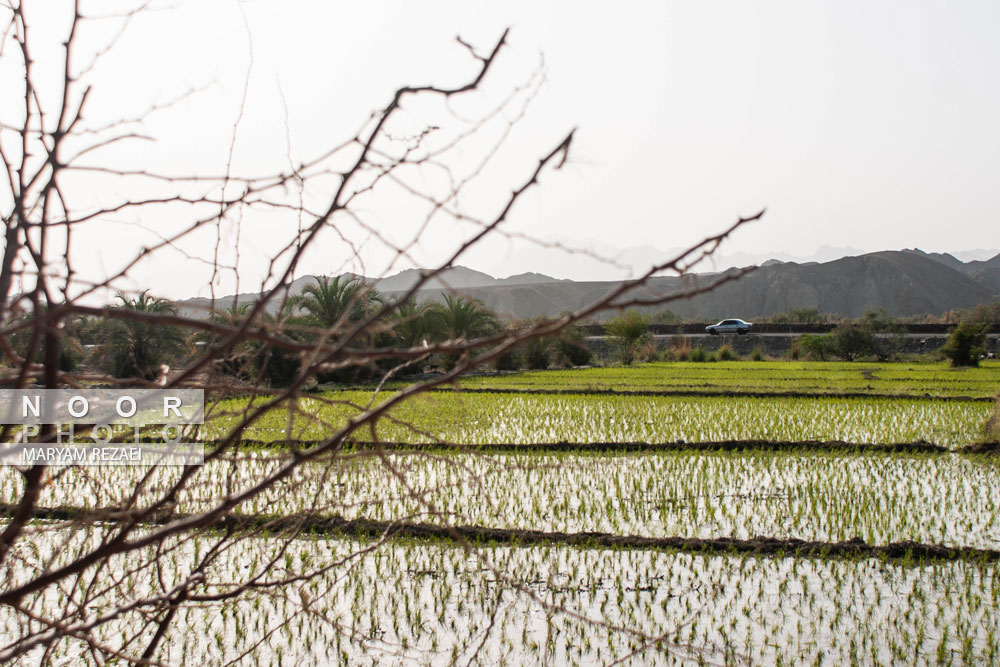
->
<box><xmin>5</xmin><ymin>275</ymin><xmax>595</xmax><ymax>386</ymax></box>
<box><xmin>7</xmin><ymin>292</ymin><xmax>187</xmax><ymax>382</ymax></box>
<box><xmin>286</xmin><ymin>277</ymin><xmax>500</xmax><ymax>343</ymax></box>
<box><xmin>88</xmin><ymin>276</ymin><xmax>503</xmax><ymax>385</ymax></box>
<box><xmin>228</xmin><ymin>277</ymin><xmax>503</xmax><ymax>381</ymax></box>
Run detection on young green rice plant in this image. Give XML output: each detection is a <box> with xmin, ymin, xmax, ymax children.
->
<box><xmin>8</xmin><ymin>447</ymin><xmax>996</xmax><ymax>549</ymax></box>
<box><xmin>449</xmin><ymin>360</ymin><xmax>1000</xmax><ymax>398</ymax></box>
<box><xmin>983</xmin><ymin>394</ymin><xmax>1000</xmax><ymax>443</ymax></box>
<box><xmin>215</xmin><ymin>391</ymin><xmax>992</xmax><ymax>447</ymax></box>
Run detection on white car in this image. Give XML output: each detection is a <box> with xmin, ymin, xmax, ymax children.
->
<box><xmin>705</xmin><ymin>319</ymin><xmax>752</xmax><ymax>335</ymax></box>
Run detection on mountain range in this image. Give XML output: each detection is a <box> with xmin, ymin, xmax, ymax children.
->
<box><xmin>178</xmin><ymin>248</ymin><xmax>1000</xmax><ymax>321</ymax></box>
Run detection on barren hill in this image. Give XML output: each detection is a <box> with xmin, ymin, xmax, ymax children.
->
<box><xmin>177</xmin><ymin>250</ymin><xmax>1000</xmax><ymax>321</ymax></box>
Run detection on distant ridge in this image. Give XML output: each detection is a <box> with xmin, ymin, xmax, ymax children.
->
<box><xmin>372</xmin><ymin>266</ymin><xmax>497</xmax><ymax>292</ymax></box>
<box><xmin>177</xmin><ymin>249</ymin><xmax>1000</xmax><ymax>320</ymax></box>
<box><xmin>498</xmin><ymin>272</ymin><xmax>567</xmax><ymax>285</ymax></box>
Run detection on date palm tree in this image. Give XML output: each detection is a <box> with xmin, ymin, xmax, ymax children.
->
<box><xmin>441</xmin><ymin>294</ymin><xmax>500</xmax><ymax>341</ymax></box>
<box><xmin>391</xmin><ymin>299</ymin><xmax>448</xmax><ymax>348</ymax></box>
<box><xmin>101</xmin><ymin>290</ymin><xmax>188</xmax><ymax>381</ymax></box>
<box><xmin>436</xmin><ymin>295</ymin><xmax>501</xmax><ymax>371</ymax></box>
<box><xmin>201</xmin><ymin>302</ymin><xmax>309</xmax><ymax>387</ymax></box>
<box><xmin>290</xmin><ymin>275</ymin><xmax>382</xmax><ymax>331</ymax></box>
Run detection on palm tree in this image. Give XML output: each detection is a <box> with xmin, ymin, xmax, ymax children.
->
<box><xmin>391</xmin><ymin>300</ymin><xmax>448</xmax><ymax>348</ymax></box>
<box><xmin>102</xmin><ymin>290</ymin><xmax>188</xmax><ymax>380</ymax></box>
<box><xmin>201</xmin><ymin>302</ymin><xmax>306</xmax><ymax>387</ymax></box>
<box><xmin>441</xmin><ymin>295</ymin><xmax>500</xmax><ymax>340</ymax></box>
<box><xmin>290</xmin><ymin>275</ymin><xmax>382</xmax><ymax>330</ymax></box>
<box><xmin>211</xmin><ymin>301</ymin><xmax>254</xmax><ymax>324</ymax></box>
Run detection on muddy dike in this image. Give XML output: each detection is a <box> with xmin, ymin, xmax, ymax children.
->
<box><xmin>427</xmin><ymin>386</ymin><xmax>995</xmax><ymax>403</ymax></box>
<box><xmin>4</xmin><ymin>503</ymin><xmax>999</xmax><ymax>565</ymax></box>
<box><xmin>104</xmin><ymin>437</ymin><xmax>989</xmax><ymax>455</ymax></box>
<box><xmin>190</xmin><ymin>438</ymin><xmax>975</xmax><ymax>456</ymax></box>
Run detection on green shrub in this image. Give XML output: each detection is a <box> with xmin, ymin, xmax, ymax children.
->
<box><xmin>798</xmin><ymin>333</ymin><xmax>835</xmax><ymax>361</ymax></box>
<box><xmin>831</xmin><ymin>322</ymin><xmax>875</xmax><ymax>361</ymax></box>
<box><xmin>688</xmin><ymin>347</ymin><xmax>707</xmax><ymax>362</ymax></box>
<box><xmin>859</xmin><ymin>308</ymin><xmax>905</xmax><ymax>359</ymax></box>
<box><xmin>793</xmin><ymin>312</ymin><xmax>897</xmax><ymax>362</ymax></box>
<box><xmin>494</xmin><ymin>348</ymin><xmax>521</xmax><ymax>371</ymax></box>
<box><xmin>605</xmin><ymin>310</ymin><xmax>651</xmax><ymax>365</ymax></box>
<box><xmin>716</xmin><ymin>345</ymin><xmax>738</xmax><ymax>361</ymax></box>
<box><xmin>941</xmin><ymin>320</ymin><xmax>988</xmax><ymax>367</ymax></box>
<box><xmin>750</xmin><ymin>346</ymin><xmax>765</xmax><ymax>361</ymax></box>
<box><xmin>554</xmin><ymin>326</ymin><xmax>594</xmax><ymax>367</ymax></box>
<box><xmin>523</xmin><ymin>337</ymin><xmax>551</xmax><ymax>370</ymax></box>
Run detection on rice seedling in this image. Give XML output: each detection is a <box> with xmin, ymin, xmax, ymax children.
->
<box><xmin>2</xmin><ymin>529</ymin><xmax>996</xmax><ymax>665</ymax></box>
<box><xmin>202</xmin><ymin>391</ymin><xmax>993</xmax><ymax>448</ymax></box>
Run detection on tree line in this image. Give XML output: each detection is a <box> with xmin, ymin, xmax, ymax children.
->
<box><xmin>3</xmin><ymin>275</ymin><xmax>595</xmax><ymax>387</ymax></box>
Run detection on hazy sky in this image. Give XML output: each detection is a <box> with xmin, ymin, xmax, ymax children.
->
<box><xmin>3</xmin><ymin>0</ymin><xmax>999</xmax><ymax>300</ymax></box>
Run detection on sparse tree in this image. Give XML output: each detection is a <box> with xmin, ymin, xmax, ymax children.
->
<box><xmin>831</xmin><ymin>321</ymin><xmax>874</xmax><ymax>361</ymax></box>
<box><xmin>797</xmin><ymin>332</ymin><xmax>835</xmax><ymax>361</ymax></box>
<box><xmin>941</xmin><ymin>319</ymin><xmax>988</xmax><ymax>367</ymax></box>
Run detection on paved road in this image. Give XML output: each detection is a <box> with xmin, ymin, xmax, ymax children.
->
<box><xmin>587</xmin><ymin>333</ymin><xmax>1000</xmax><ymax>340</ymax></box>
<box><xmin>650</xmin><ymin>333</ymin><xmax>995</xmax><ymax>339</ymax></box>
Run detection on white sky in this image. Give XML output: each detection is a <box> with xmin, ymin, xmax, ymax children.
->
<box><xmin>3</xmin><ymin>0</ymin><xmax>999</xmax><ymax>300</ymax></box>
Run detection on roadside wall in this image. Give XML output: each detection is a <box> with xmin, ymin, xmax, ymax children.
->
<box><xmin>586</xmin><ymin>333</ymin><xmax>1000</xmax><ymax>360</ymax></box>
<box><xmin>582</xmin><ymin>323</ymin><xmax>1000</xmax><ymax>336</ymax></box>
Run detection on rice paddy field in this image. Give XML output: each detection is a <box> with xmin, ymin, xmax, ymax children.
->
<box><xmin>452</xmin><ymin>361</ymin><xmax>1000</xmax><ymax>399</ymax></box>
<box><xmin>3</xmin><ymin>360</ymin><xmax>1000</xmax><ymax>664</ymax></box>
